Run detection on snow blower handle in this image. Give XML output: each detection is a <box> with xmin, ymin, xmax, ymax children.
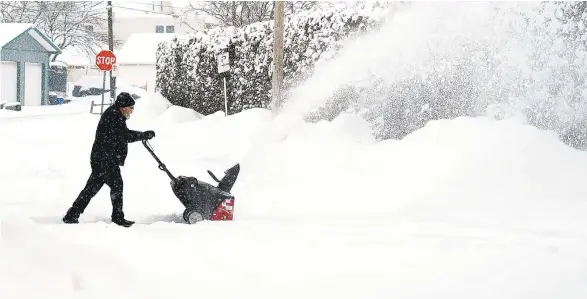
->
<box><xmin>142</xmin><ymin>140</ymin><xmax>177</xmax><ymax>182</ymax></box>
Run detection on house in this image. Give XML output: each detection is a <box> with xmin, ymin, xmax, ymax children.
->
<box><xmin>105</xmin><ymin>1</ymin><xmax>209</xmax><ymax>42</ymax></box>
<box><xmin>56</xmin><ymin>45</ymin><xmax>105</xmax><ymax>82</ymax></box>
<box><xmin>115</xmin><ymin>32</ymin><xmax>176</xmax><ymax>92</ymax></box>
<box><xmin>56</xmin><ymin>1</ymin><xmax>210</xmax><ymax>90</ymax></box>
<box><xmin>0</xmin><ymin>23</ymin><xmax>61</xmax><ymax>106</ymax></box>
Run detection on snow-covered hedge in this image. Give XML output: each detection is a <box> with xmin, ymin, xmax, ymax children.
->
<box><xmin>155</xmin><ymin>3</ymin><xmax>394</xmax><ymax>115</ymax></box>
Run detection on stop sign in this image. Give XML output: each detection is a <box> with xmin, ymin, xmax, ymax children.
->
<box><xmin>95</xmin><ymin>50</ymin><xmax>116</xmax><ymax>71</ymax></box>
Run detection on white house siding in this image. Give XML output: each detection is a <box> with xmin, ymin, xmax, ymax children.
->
<box><xmin>115</xmin><ymin>33</ymin><xmax>176</xmax><ymax>93</ymax></box>
<box><xmin>1</xmin><ymin>61</ymin><xmax>18</xmax><ymax>103</ymax></box>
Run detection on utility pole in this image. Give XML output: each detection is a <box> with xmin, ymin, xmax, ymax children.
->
<box><xmin>271</xmin><ymin>1</ymin><xmax>284</xmax><ymax>112</ymax></box>
<box><xmin>107</xmin><ymin>1</ymin><xmax>116</xmax><ymax>101</ymax></box>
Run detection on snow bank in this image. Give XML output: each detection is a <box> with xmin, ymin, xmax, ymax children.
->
<box><xmin>156</xmin><ymin>105</ymin><xmax>204</xmax><ymax>126</ymax></box>
<box><xmin>2</xmin><ymin>93</ymin><xmax>587</xmax><ymax>298</ymax></box>
<box><xmin>125</xmin><ymin>91</ymin><xmax>209</xmax><ymax>132</ymax></box>
<box><xmin>236</xmin><ymin>114</ymin><xmax>587</xmax><ymax>230</ymax></box>
<box><xmin>126</xmin><ymin>92</ymin><xmax>172</xmax><ymax>127</ymax></box>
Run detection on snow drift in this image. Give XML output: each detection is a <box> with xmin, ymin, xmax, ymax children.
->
<box><xmin>2</xmin><ymin>101</ymin><xmax>587</xmax><ymax>298</ymax></box>
<box><xmin>235</xmin><ymin>114</ymin><xmax>587</xmax><ymax>230</ymax></box>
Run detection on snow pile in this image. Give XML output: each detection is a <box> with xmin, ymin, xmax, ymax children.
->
<box><xmin>236</xmin><ymin>115</ymin><xmax>587</xmax><ymax>229</ymax></box>
<box><xmin>155</xmin><ymin>2</ymin><xmax>395</xmax><ymax>115</ymax></box>
<box><xmin>2</xmin><ymin>100</ymin><xmax>587</xmax><ymax>298</ymax></box>
<box><xmin>127</xmin><ymin>91</ymin><xmax>207</xmax><ymax>130</ymax></box>
<box><xmin>155</xmin><ymin>105</ymin><xmax>204</xmax><ymax>125</ymax></box>
<box><xmin>128</xmin><ymin>92</ymin><xmax>173</xmax><ymax>120</ymax></box>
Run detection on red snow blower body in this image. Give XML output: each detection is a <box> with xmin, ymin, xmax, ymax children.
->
<box><xmin>142</xmin><ymin>140</ymin><xmax>240</xmax><ymax>224</ymax></box>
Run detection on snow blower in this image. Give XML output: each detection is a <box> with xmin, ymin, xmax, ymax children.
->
<box><xmin>142</xmin><ymin>140</ymin><xmax>240</xmax><ymax>224</ymax></box>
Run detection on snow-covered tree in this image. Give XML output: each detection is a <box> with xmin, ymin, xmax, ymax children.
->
<box><xmin>181</xmin><ymin>1</ymin><xmax>323</xmax><ymax>27</ymax></box>
<box><xmin>156</xmin><ymin>3</ymin><xmax>395</xmax><ymax>115</ymax></box>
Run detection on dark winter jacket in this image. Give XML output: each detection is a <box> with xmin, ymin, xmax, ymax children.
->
<box><xmin>90</xmin><ymin>105</ymin><xmax>144</xmax><ymax>169</ymax></box>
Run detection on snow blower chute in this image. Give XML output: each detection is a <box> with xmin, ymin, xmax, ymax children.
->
<box><xmin>142</xmin><ymin>140</ymin><xmax>240</xmax><ymax>224</ymax></box>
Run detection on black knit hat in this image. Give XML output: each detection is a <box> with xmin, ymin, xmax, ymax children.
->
<box><xmin>114</xmin><ymin>92</ymin><xmax>135</xmax><ymax>108</ymax></box>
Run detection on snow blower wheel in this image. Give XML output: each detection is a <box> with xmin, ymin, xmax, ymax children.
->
<box><xmin>183</xmin><ymin>209</ymin><xmax>204</xmax><ymax>224</ymax></box>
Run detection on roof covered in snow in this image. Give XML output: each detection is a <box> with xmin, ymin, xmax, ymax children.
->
<box><xmin>0</xmin><ymin>23</ymin><xmax>60</xmax><ymax>53</ymax></box>
<box><xmin>54</xmin><ymin>46</ymin><xmax>90</xmax><ymax>66</ymax></box>
<box><xmin>0</xmin><ymin>23</ymin><xmax>34</xmax><ymax>48</ymax></box>
<box><xmin>116</xmin><ymin>33</ymin><xmax>176</xmax><ymax>65</ymax></box>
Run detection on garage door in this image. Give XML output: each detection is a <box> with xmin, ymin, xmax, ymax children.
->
<box><xmin>1</xmin><ymin>61</ymin><xmax>18</xmax><ymax>104</ymax></box>
<box><xmin>24</xmin><ymin>62</ymin><xmax>42</xmax><ymax>106</ymax></box>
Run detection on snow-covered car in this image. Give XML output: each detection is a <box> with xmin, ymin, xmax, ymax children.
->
<box><xmin>71</xmin><ymin>75</ymin><xmax>111</xmax><ymax>97</ymax></box>
<box><xmin>0</xmin><ymin>101</ymin><xmax>22</xmax><ymax>111</ymax></box>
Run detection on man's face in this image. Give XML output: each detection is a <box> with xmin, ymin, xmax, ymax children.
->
<box><xmin>120</xmin><ymin>106</ymin><xmax>134</xmax><ymax>119</ymax></box>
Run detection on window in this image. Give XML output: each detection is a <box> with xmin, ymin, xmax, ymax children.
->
<box><xmin>156</xmin><ymin>25</ymin><xmax>175</xmax><ymax>33</ymax></box>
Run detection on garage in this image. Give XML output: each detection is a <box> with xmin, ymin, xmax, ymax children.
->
<box><xmin>24</xmin><ymin>62</ymin><xmax>42</xmax><ymax>106</ymax></box>
<box><xmin>0</xmin><ymin>23</ymin><xmax>61</xmax><ymax>106</ymax></box>
<box><xmin>1</xmin><ymin>61</ymin><xmax>18</xmax><ymax>103</ymax></box>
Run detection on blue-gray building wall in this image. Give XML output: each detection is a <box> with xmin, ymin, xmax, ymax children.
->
<box><xmin>1</xmin><ymin>31</ymin><xmax>51</xmax><ymax>105</ymax></box>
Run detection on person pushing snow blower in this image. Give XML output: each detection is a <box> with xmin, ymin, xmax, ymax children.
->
<box><xmin>63</xmin><ymin>92</ymin><xmax>155</xmax><ymax>227</ymax></box>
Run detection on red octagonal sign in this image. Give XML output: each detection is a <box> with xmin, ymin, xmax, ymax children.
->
<box><xmin>95</xmin><ymin>50</ymin><xmax>116</xmax><ymax>71</ymax></box>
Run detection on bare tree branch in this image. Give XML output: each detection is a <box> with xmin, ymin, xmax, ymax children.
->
<box><xmin>0</xmin><ymin>1</ymin><xmax>120</xmax><ymax>62</ymax></box>
<box><xmin>181</xmin><ymin>1</ymin><xmax>321</xmax><ymax>28</ymax></box>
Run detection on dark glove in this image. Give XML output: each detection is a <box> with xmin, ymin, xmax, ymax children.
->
<box><xmin>142</xmin><ymin>130</ymin><xmax>155</xmax><ymax>140</ymax></box>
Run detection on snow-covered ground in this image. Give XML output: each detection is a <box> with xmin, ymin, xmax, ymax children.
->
<box><xmin>3</xmin><ymin>1</ymin><xmax>587</xmax><ymax>297</ymax></box>
<box><xmin>2</xmin><ymin>89</ymin><xmax>587</xmax><ymax>298</ymax></box>
<box><xmin>0</xmin><ymin>83</ymin><xmax>148</xmax><ymax>121</ymax></box>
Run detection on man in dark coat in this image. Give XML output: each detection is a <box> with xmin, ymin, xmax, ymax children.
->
<box><xmin>63</xmin><ymin>92</ymin><xmax>155</xmax><ymax>227</ymax></box>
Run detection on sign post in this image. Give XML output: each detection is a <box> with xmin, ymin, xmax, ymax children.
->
<box><xmin>95</xmin><ymin>50</ymin><xmax>116</xmax><ymax>114</ymax></box>
<box><xmin>217</xmin><ymin>50</ymin><xmax>230</xmax><ymax>116</ymax></box>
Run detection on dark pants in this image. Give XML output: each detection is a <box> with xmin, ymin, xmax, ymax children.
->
<box><xmin>66</xmin><ymin>163</ymin><xmax>125</xmax><ymax>220</ymax></box>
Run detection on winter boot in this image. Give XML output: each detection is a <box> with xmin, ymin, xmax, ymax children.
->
<box><xmin>112</xmin><ymin>212</ymin><xmax>134</xmax><ymax>227</ymax></box>
<box><xmin>112</xmin><ymin>217</ymin><xmax>134</xmax><ymax>227</ymax></box>
<box><xmin>62</xmin><ymin>208</ymin><xmax>80</xmax><ymax>224</ymax></box>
